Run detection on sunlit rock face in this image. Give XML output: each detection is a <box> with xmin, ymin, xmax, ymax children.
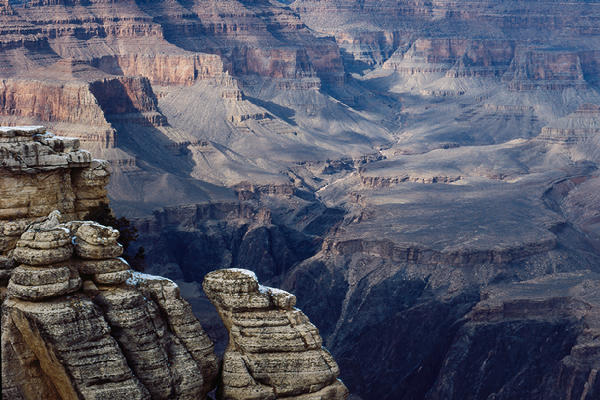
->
<box><xmin>0</xmin><ymin>0</ymin><xmax>362</xmax><ymax>209</ymax></box>
<box><xmin>204</xmin><ymin>268</ymin><xmax>349</xmax><ymax>400</ymax></box>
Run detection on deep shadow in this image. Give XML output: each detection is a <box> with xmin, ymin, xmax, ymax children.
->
<box><xmin>244</xmin><ymin>95</ymin><xmax>298</xmax><ymax>126</ymax></box>
<box><xmin>89</xmin><ymin>77</ymin><xmax>196</xmax><ymax>177</ymax></box>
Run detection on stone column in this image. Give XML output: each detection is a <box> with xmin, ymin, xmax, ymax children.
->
<box><xmin>203</xmin><ymin>268</ymin><xmax>349</xmax><ymax>400</ymax></box>
<box><xmin>8</xmin><ymin>211</ymin><xmax>81</xmax><ymax>301</ymax></box>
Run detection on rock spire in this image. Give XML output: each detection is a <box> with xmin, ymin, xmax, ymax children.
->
<box><xmin>204</xmin><ymin>268</ymin><xmax>349</xmax><ymax>400</ymax></box>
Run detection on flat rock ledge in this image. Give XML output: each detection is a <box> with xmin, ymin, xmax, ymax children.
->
<box><xmin>204</xmin><ymin>268</ymin><xmax>350</xmax><ymax>400</ymax></box>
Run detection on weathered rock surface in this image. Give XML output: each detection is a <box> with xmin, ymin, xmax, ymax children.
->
<box><xmin>1</xmin><ymin>212</ymin><xmax>219</xmax><ymax>399</ymax></box>
<box><xmin>2</xmin><ymin>209</ymin><xmax>346</xmax><ymax>399</ymax></box>
<box><xmin>0</xmin><ymin>130</ymin><xmax>221</xmax><ymax>399</ymax></box>
<box><xmin>1</xmin><ymin>131</ymin><xmax>351</xmax><ymax>399</ymax></box>
<box><xmin>203</xmin><ymin>268</ymin><xmax>348</xmax><ymax>400</ymax></box>
<box><xmin>0</xmin><ymin>0</ymin><xmax>395</xmax><ymax>205</ymax></box>
<box><xmin>7</xmin><ymin>214</ymin><xmax>80</xmax><ymax>301</ymax></box>
<box><xmin>538</xmin><ymin>104</ymin><xmax>600</xmax><ymax>144</ymax></box>
<box><xmin>7</xmin><ymin>0</ymin><xmax>600</xmax><ymax>398</ymax></box>
<box><xmin>0</xmin><ymin>127</ymin><xmax>109</xmax><ymax>258</ymax></box>
<box><xmin>2</xmin><ymin>295</ymin><xmax>149</xmax><ymax>400</ymax></box>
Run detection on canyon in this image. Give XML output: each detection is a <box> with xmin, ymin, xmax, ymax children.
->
<box><xmin>0</xmin><ymin>127</ymin><xmax>348</xmax><ymax>399</ymax></box>
<box><xmin>2</xmin><ymin>0</ymin><xmax>600</xmax><ymax>399</ymax></box>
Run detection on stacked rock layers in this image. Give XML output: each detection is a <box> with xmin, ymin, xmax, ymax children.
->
<box><xmin>1</xmin><ymin>212</ymin><xmax>218</xmax><ymax>399</ymax></box>
<box><xmin>70</xmin><ymin>221</ymin><xmax>129</xmax><ymax>285</ymax></box>
<box><xmin>8</xmin><ymin>211</ymin><xmax>80</xmax><ymax>300</ymax></box>
<box><xmin>203</xmin><ymin>268</ymin><xmax>349</xmax><ymax>400</ymax></box>
<box><xmin>1</xmin><ymin>127</ymin><xmax>348</xmax><ymax>399</ymax></box>
<box><xmin>0</xmin><ymin>126</ymin><xmax>110</xmax><ymax>286</ymax></box>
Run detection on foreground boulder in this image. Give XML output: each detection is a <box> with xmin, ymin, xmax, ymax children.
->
<box><xmin>204</xmin><ymin>268</ymin><xmax>349</xmax><ymax>400</ymax></box>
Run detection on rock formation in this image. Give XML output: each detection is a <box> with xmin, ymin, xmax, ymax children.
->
<box><xmin>0</xmin><ymin>126</ymin><xmax>109</xmax><ymax>266</ymax></box>
<box><xmin>2</xmin><ymin>212</ymin><xmax>219</xmax><ymax>399</ymax></box>
<box><xmin>1</xmin><ymin>127</ymin><xmax>349</xmax><ymax>399</ymax></box>
<box><xmin>8</xmin><ymin>211</ymin><xmax>80</xmax><ymax>301</ymax></box>
<box><xmin>6</xmin><ymin>0</ymin><xmax>600</xmax><ymax>397</ymax></box>
<box><xmin>429</xmin><ymin>272</ymin><xmax>600</xmax><ymax>399</ymax></box>
<box><xmin>538</xmin><ymin>103</ymin><xmax>600</xmax><ymax>144</ymax></box>
<box><xmin>0</xmin><ymin>128</ymin><xmax>221</xmax><ymax>398</ymax></box>
<box><xmin>203</xmin><ymin>268</ymin><xmax>349</xmax><ymax>400</ymax></box>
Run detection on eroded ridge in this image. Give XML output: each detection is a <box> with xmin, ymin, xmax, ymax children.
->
<box><xmin>203</xmin><ymin>268</ymin><xmax>349</xmax><ymax>400</ymax></box>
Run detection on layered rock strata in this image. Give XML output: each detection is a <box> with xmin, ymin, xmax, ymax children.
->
<box><xmin>1</xmin><ymin>212</ymin><xmax>218</xmax><ymax>399</ymax></box>
<box><xmin>0</xmin><ymin>128</ymin><xmax>220</xmax><ymax>398</ymax></box>
<box><xmin>70</xmin><ymin>221</ymin><xmax>128</xmax><ymax>285</ymax></box>
<box><xmin>203</xmin><ymin>268</ymin><xmax>349</xmax><ymax>400</ymax></box>
<box><xmin>0</xmin><ymin>126</ymin><xmax>109</xmax><ymax>260</ymax></box>
<box><xmin>538</xmin><ymin>103</ymin><xmax>600</xmax><ymax>144</ymax></box>
<box><xmin>1</xmin><ymin>130</ymin><xmax>348</xmax><ymax>398</ymax></box>
<box><xmin>8</xmin><ymin>211</ymin><xmax>80</xmax><ymax>301</ymax></box>
<box><xmin>430</xmin><ymin>272</ymin><xmax>600</xmax><ymax>400</ymax></box>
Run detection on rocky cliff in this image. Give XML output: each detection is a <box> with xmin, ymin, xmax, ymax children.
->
<box><xmin>0</xmin><ymin>126</ymin><xmax>348</xmax><ymax>400</ymax></box>
<box><xmin>1</xmin><ymin>212</ymin><xmax>220</xmax><ymax>399</ymax></box>
<box><xmin>0</xmin><ymin>127</ymin><xmax>218</xmax><ymax>398</ymax></box>
<box><xmin>0</xmin><ymin>0</ymin><xmax>389</xmax><ymax>201</ymax></box>
<box><xmin>5</xmin><ymin>0</ymin><xmax>600</xmax><ymax>398</ymax></box>
<box><xmin>0</xmin><ymin>126</ymin><xmax>109</xmax><ymax>259</ymax></box>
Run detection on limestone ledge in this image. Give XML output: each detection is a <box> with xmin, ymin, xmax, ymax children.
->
<box><xmin>0</xmin><ymin>126</ymin><xmax>92</xmax><ymax>172</ymax></box>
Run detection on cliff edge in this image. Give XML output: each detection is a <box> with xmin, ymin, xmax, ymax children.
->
<box><xmin>0</xmin><ymin>126</ymin><xmax>348</xmax><ymax>399</ymax></box>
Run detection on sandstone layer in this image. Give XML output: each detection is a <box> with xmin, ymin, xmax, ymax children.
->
<box><xmin>204</xmin><ymin>268</ymin><xmax>349</xmax><ymax>400</ymax></box>
<box><xmin>2</xmin><ymin>211</ymin><xmax>219</xmax><ymax>400</ymax></box>
<box><xmin>0</xmin><ymin>126</ymin><xmax>109</xmax><ymax>260</ymax></box>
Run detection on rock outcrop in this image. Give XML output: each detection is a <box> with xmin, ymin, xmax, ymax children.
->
<box><xmin>8</xmin><ymin>211</ymin><xmax>80</xmax><ymax>301</ymax></box>
<box><xmin>0</xmin><ymin>128</ymin><xmax>221</xmax><ymax>398</ymax></box>
<box><xmin>538</xmin><ymin>103</ymin><xmax>600</xmax><ymax>144</ymax></box>
<box><xmin>429</xmin><ymin>272</ymin><xmax>600</xmax><ymax>400</ymax></box>
<box><xmin>7</xmin><ymin>0</ymin><xmax>600</xmax><ymax>398</ymax></box>
<box><xmin>1</xmin><ymin>127</ymin><xmax>348</xmax><ymax>399</ymax></box>
<box><xmin>1</xmin><ymin>211</ymin><xmax>219</xmax><ymax>400</ymax></box>
<box><xmin>92</xmin><ymin>54</ymin><xmax>225</xmax><ymax>86</ymax></box>
<box><xmin>0</xmin><ymin>126</ymin><xmax>109</xmax><ymax>259</ymax></box>
<box><xmin>203</xmin><ymin>268</ymin><xmax>348</xmax><ymax>400</ymax></box>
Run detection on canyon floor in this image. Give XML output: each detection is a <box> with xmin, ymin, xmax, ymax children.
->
<box><xmin>3</xmin><ymin>0</ymin><xmax>600</xmax><ymax>398</ymax></box>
